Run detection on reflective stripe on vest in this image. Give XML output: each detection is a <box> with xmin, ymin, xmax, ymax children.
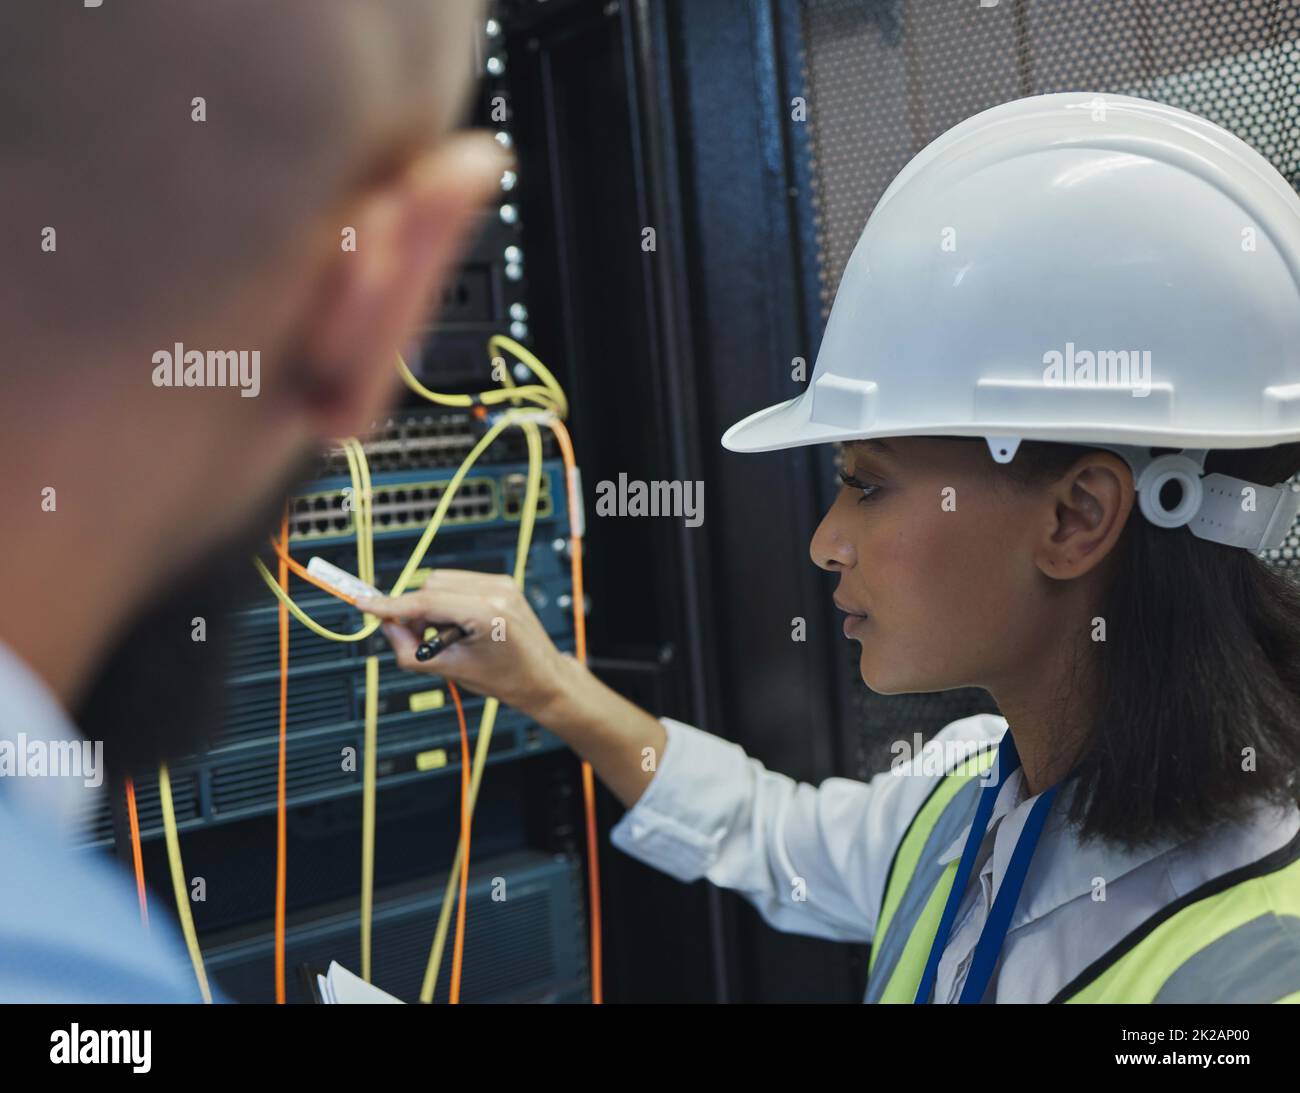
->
<box><xmin>1056</xmin><ymin>828</ymin><xmax>1300</xmax><ymax>1003</ymax></box>
<box><xmin>865</xmin><ymin>744</ymin><xmax>998</xmax><ymax>1004</ymax></box>
<box><xmin>866</xmin><ymin>745</ymin><xmax>1300</xmax><ymax>1004</ymax></box>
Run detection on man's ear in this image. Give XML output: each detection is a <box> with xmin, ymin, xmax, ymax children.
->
<box><xmin>1035</xmin><ymin>451</ymin><xmax>1135</xmax><ymax>580</ymax></box>
<box><xmin>291</xmin><ymin>130</ymin><xmax>513</xmax><ymax>440</ymax></box>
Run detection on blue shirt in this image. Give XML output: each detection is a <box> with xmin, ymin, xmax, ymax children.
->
<box><xmin>0</xmin><ymin>640</ymin><xmax>213</xmax><ymax>1002</ymax></box>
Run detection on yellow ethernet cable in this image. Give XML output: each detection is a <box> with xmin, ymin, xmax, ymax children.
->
<box><xmin>417</xmin><ymin>418</ymin><xmax>543</xmax><ymax>1003</ymax></box>
<box><xmin>396</xmin><ymin>346</ymin><xmax>566</xmax><ymax>419</ymax></box>
<box><xmin>240</xmin><ymin>338</ymin><xmax>557</xmax><ymax>1003</ymax></box>
<box><xmin>343</xmin><ymin>436</ymin><xmax>384</xmax><ymax>983</ymax></box>
<box><xmin>158</xmin><ymin>763</ymin><xmax>212</xmax><ymax>1004</ymax></box>
<box><xmin>251</xmin><ymin>410</ymin><xmax>525</xmax><ymax>635</ymax></box>
<box><xmin>485</xmin><ymin>334</ymin><xmax>568</xmax><ymax>417</ymax></box>
<box><xmin>360</xmin><ymin>654</ymin><xmax>379</xmax><ymax>982</ymax></box>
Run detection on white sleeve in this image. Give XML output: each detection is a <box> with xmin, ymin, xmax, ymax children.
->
<box><xmin>609</xmin><ymin>713</ymin><xmax>1007</xmax><ymax>944</ymax></box>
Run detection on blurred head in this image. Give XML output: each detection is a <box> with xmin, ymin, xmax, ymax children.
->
<box><xmin>0</xmin><ymin>1</ymin><xmax>507</xmax><ymax>760</ymax></box>
<box><xmin>1</xmin><ymin>0</ymin><xmax>506</xmax><ymax>580</ymax></box>
<box><xmin>813</xmin><ymin>436</ymin><xmax>1300</xmax><ymax>847</ymax></box>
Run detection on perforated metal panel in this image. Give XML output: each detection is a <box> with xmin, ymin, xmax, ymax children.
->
<box><xmin>800</xmin><ymin>0</ymin><xmax>1300</xmax><ymax>776</ymax></box>
<box><xmin>1264</xmin><ymin>481</ymin><xmax>1300</xmax><ymax>567</ymax></box>
<box><xmin>801</xmin><ymin>0</ymin><xmax>1300</xmax><ymax>311</ymax></box>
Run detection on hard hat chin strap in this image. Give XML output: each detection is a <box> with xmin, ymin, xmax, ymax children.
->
<box><xmin>987</xmin><ymin>438</ymin><xmax>1300</xmax><ymax>553</ymax></box>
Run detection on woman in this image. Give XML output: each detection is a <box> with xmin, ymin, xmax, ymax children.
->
<box><xmin>360</xmin><ymin>93</ymin><xmax>1300</xmax><ymax>1003</ymax></box>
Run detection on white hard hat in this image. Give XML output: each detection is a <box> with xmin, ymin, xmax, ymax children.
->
<box><xmin>722</xmin><ymin>92</ymin><xmax>1300</xmax><ymax>551</ymax></box>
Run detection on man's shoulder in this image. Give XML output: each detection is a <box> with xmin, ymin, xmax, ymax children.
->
<box><xmin>0</xmin><ymin>800</ymin><xmax>205</xmax><ymax>1003</ymax></box>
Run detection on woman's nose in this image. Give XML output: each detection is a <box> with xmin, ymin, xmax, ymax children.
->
<box><xmin>810</xmin><ymin>501</ymin><xmax>856</xmax><ymax>572</ymax></box>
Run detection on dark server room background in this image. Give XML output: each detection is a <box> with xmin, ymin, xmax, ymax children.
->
<box><xmin>98</xmin><ymin>0</ymin><xmax>1300</xmax><ymax>1003</ymax></box>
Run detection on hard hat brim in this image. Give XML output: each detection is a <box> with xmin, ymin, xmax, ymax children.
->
<box><xmin>720</xmin><ymin>394</ymin><xmax>851</xmax><ymax>453</ymax></box>
<box><xmin>721</xmin><ymin>389</ymin><xmax>1300</xmax><ymax>454</ymax></box>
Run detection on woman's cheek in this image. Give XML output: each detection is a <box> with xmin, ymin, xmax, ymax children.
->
<box><xmin>874</xmin><ymin>508</ymin><xmax>999</xmax><ymax>635</ymax></box>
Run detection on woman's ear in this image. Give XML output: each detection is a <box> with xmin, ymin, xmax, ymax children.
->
<box><xmin>1035</xmin><ymin>451</ymin><xmax>1136</xmax><ymax>579</ymax></box>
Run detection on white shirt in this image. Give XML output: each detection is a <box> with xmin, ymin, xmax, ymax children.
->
<box><xmin>0</xmin><ymin>640</ymin><xmax>208</xmax><ymax>1002</ymax></box>
<box><xmin>610</xmin><ymin>713</ymin><xmax>1300</xmax><ymax>1003</ymax></box>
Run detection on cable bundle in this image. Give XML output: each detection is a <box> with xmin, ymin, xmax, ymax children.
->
<box><xmin>131</xmin><ymin>338</ymin><xmax>601</xmax><ymax>1004</ymax></box>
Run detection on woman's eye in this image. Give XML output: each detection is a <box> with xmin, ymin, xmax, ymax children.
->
<box><xmin>837</xmin><ymin>469</ymin><xmax>883</xmax><ymax>505</ymax></box>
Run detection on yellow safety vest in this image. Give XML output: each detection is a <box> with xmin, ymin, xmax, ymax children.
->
<box><xmin>865</xmin><ymin>745</ymin><xmax>1300</xmax><ymax>1003</ymax></box>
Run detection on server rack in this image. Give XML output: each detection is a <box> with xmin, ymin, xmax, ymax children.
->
<box><xmin>89</xmin><ymin>7</ymin><xmax>597</xmax><ymax>1004</ymax></box>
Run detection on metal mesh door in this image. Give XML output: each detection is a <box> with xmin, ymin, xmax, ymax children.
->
<box><xmin>802</xmin><ymin>0</ymin><xmax>1300</xmax><ymax>310</ymax></box>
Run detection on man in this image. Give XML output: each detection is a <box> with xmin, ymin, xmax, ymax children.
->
<box><xmin>0</xmin><ymin>0</ymin><xmax>509</xmax><ymax>1001</ymax></box>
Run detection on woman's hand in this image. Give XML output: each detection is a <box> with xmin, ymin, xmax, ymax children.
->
<box><xmin>360</xmin><ymin>568</ymin><xmax>667</xmax><ymax>809</ymax></box>
<box><xmin>356</xmin><ymin>569</ymin><xmax>568</xmax><ymax>718</ymax></box>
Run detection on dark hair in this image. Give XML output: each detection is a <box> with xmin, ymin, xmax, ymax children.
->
<box><xmin>994</xmin><ymin>439</ymin><xmax>1300</xmax><ymax>851</ymax></box>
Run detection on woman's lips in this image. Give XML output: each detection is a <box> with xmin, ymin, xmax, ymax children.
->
<box><xmin>833</xmin><ymin>595</ymin><xmax>869</xmax><ymax>637</ymax></box>
<box><xmin>842</xmin><ymin>613</ymin><xmax>869</xmax><ymax>637</ymax></box>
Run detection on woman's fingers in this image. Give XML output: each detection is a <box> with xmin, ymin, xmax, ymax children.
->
<box><xmin>358</xmin><ymin>572</ymin><xmax>562</xmax><ymax>712</ymax></box>
<box><xmin>354</xmin><ymin>591</ymin><xmax>425</xmax><ymax>619</ymax></box>
<box><xmin>355</xmin><ymin>587</ymin><xmax>486</xmax><ymax>632</ymax></box>
<box><xmin>416</xmin><ymin>568</ymin><xmax>509</xmax><ymax>590</ymax></box>
<box><xmin>380</xmin><ymin>622</ymin><xmax>422</xmax><ymax>663</ymax></box>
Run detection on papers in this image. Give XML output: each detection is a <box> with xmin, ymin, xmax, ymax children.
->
<box><xmin>315</xmin><ymin>961</ymin><xmax>404</xmax><ymax>1004</ymax></box>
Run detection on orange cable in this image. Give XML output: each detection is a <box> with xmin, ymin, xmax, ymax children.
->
<box><xmin>544</xmin><ymin>417</ymin><xmax>602</xmax><ymax>1004</ymax></box>
<box><xmin>124</xmin><ymin>776</ymin><xmax>148</xmax><ymax>927</ymax></box>
<box><xmin>267</xmin><ymin>521</ymin><xmax>365</xmax><ymax>1000</ymax></box>
<box><xmin>275</xmin><ymin>507</ymin><xmax>290</xmax><ymax>1003</ymax></box>
<box><xmin>448</xmin><ymin>680</ymin><xmax>471</xmax><ymax>1004</ymax></box>
<box><xmin>267</xmin><ymin>534</ymin><xmax>359</xmax><ymax>606</ymax></box>
<box><xmin>268</xmin><ymin>417</ymin><xmax>599</xmax><ymax>1001</ymax></box>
